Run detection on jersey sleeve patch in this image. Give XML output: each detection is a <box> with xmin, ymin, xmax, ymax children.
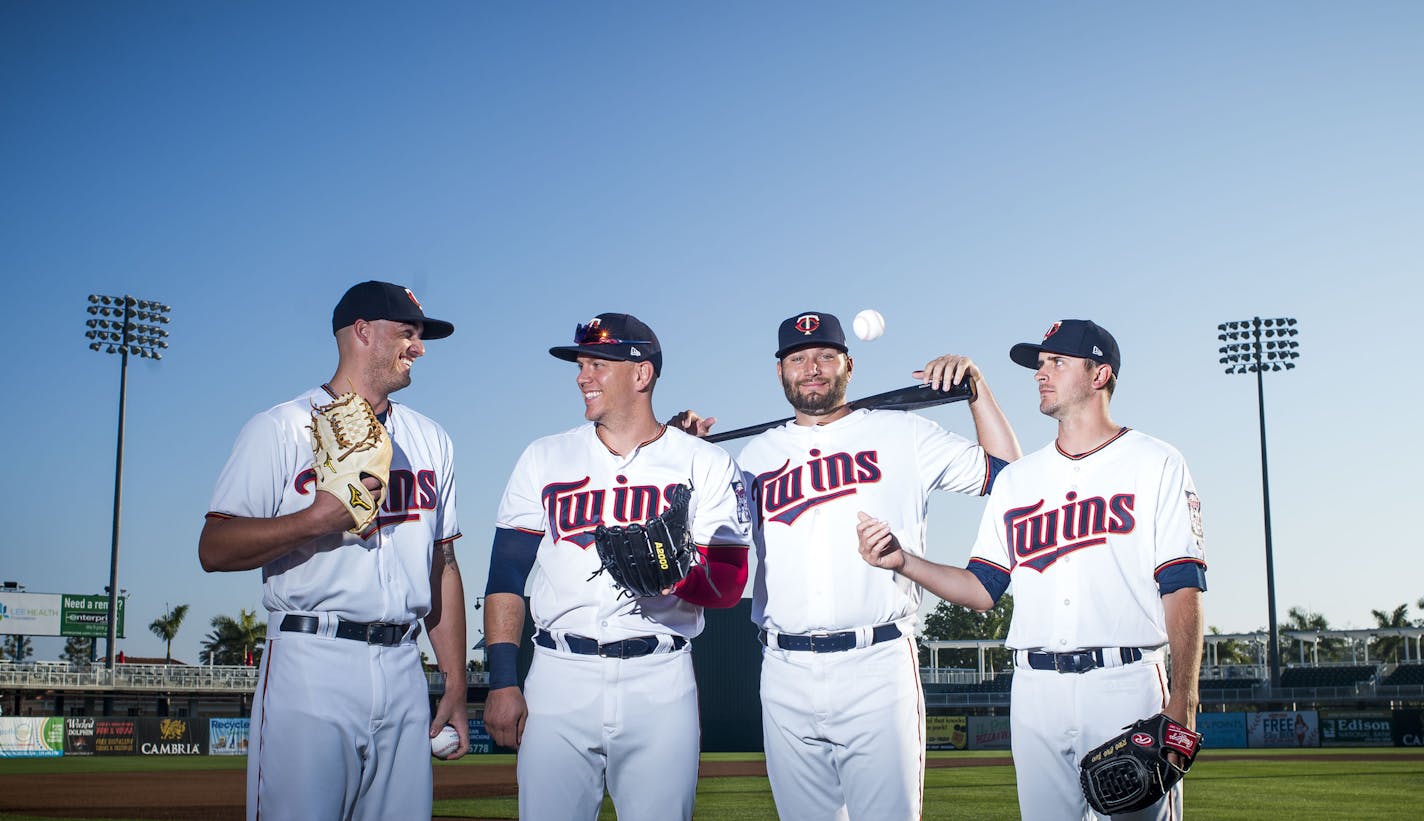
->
<box><xmin>1156</xmin><ymin>559</ymin><xmax>1207</xmax><ymax>594</ymax></box>
<box><xmin>967</xmin><ymin>557</ymin><xmax>1011</xmax><ymax>604</ymax></box>
<box><xmin>485</xmin><ymin>527</ymin><xmax>542</xmax><ymax>596</ymax></box>
<box><xmin>732</xmin><ymin>477</ymin><xmax>751</xmax><ymax>524</ymax></box>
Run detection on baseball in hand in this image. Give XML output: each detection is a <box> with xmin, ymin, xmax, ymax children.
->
<box><xmin>431</xmin><ymin>724</ymin><xmax>462</xmax><ymax>759</ymax></box>
<box><xmin>853</xmin><ymin>309</ymin><xmax>885</xmax><ymax>341</ymax></box>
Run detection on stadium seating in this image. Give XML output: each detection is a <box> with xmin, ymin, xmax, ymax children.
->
<box><xmin>1381</xmin><ymin>663</ymin><xmax>1424</xmax><ymax>686</ymax></box>
<box><xmin>1278</xmin><ymin>665</ymin><xmax>1376</xmax><ymax>688</ymax></box>
<box><xmin>924</xmin><ymin>675</ymin><xmax>1012</xmax><ymax>694</ymax></box>
<box><xmin>1197</xmin><ymin>677</ymin><xmax>1261</xmax><ymax>691</ymax></box>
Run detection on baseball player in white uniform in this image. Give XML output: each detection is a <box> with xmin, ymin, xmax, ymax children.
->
<box><xmin>200</xmin><ymin>281</ymin><xmax>468</xmax><ymax>821</ymax></box>
<box><xmin>736</xmin><ymin>311</ymin><xmax>1021</xmax><ymax>821</ymax></box>
<box><xmin>482</xmin><ymin>313</ymin><xmax>752</xmax><ymax>821</ymax></box>
<box><xmin>858</xmin><ymin>319</ymin><xmax>1206</xmax><ymax>820</ymax></box>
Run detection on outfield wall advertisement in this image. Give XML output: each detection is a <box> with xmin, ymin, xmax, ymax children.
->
<box><xmin>467</xmin><ymin>718</ymin><xmax>494</xmax><ymax>755</ymax></box>
<box><xmin>1320</xmin><ymin>710</ymin><xmax>1393</xmax><ymax>747</ymax></box>
<box><xmin>925</xmin><ymin>715</ymin><xmax>969</xmax><ymax>750</ymax></box>
<box><xmin>64</xmin><ymin>717</ymin><xmax>96</xmax><ymax>755</ymax></box>
<box><xmin>0</xmin><ymin>591</ymin><xmax>125</xmax><ymax>637</ymax></box>
<box><xmin>93</xmin><ymin>719</ymin><xmax>137</xmax><ymax>754</ymax></box>
<box><xmin>1195</xmin><ymin>712</ymin><xmax>1247</xmax><ymax>749</ymax></box>
<box><xmin>1247</xmin><ymin>710</ymin><xmax>1319</xmax><ymax>748</ymax></box>
<box><xmin>209</xmin><ymin>718</ymin><xmax>249</xmax><ymax>756</ymax></box>
<box><xmin>966</xmin><ymin>715</ymin><xmax>1012</xmax><ymax>750</ymax></box>
<box><xmin>136</xmin><ymin>718</ymin><xmax>208</xmax><ymax>755</ymax></box>
<box><xmin>0</xmin><ymin>717</ymin><xmax>64</xmax><ymax>757</ymax></box>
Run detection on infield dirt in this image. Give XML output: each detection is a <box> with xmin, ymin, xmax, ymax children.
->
<box><xmin>0</xmin><ymin>753</ymin><xmax>1412</xmax><ymax>820</ymax></box>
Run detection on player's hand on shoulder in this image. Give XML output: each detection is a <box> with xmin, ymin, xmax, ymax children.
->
<box><xmin>484</xmin><ymin>686</ymin><xmax>528</xmax><ymax>750</ymax></box>
<box><xmin>667</xmin><ymin>409</ymin><xmax>716</xmax><ymax>438</ymax></box>
<box><xmin>914</xmin><ymin>354</ymin><xmax>981</xmax><ymax>392</ymax></box>
<box><xmin>856</xmin><ymin>511</ymin><xmax>905</xmax><ymax>571</ymax></box>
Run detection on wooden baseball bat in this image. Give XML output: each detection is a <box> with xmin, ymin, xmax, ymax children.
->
<box><xmin>705</xmin><ymin>380</ymin><xmax>974</xmax><ymax>443</ymax></box>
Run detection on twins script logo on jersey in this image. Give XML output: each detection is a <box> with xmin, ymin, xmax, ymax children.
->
<box><xmin>542</xmin><ymin>476</ymin><xmax>681</xmax><ymax>548</ymax></box>
<box><xmin>754</xmin><ymin>449</ymin><xmax>882</xmax><ymax>525</ymax></box>
<box><xmin>295</xmin><ymin>467</ymin><xmax>439</xmax><ymax>532</ymax></box>
<box><xmin>1004</xmin><ymin>491</ymin><xmax>1136</xmax><ymax>571</ymax></box>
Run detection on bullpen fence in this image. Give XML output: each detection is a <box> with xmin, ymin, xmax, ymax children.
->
<box><xmin>0</xmin><ymin>661</ymin><xmax>489</xmax><ymax>694</ymax></box>
<box><xmin>927</xmin><ymin>709</ymin><xmax>1424</xmax><ymax>752</ymax></box>
<box><xmin>3</xmin><ymin>712</ymin><xmax>1421</xmax><ymax>757</ymax></box>
<box><xmin>0</xmin><ymin>717</ymin><xmax>495</xmax><ymax>757</ymax></box>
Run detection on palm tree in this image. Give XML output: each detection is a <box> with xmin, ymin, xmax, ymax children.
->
<box><xmin>919</xmin><ymin>595</ymin><xmax>1015</xmax><ymax>671</ymax></box>
<box><xmin>3</xmin><ymin>635</ymin><xmax>33</xmax><ymax>662</ymax></box>
<box><xmin>201</xmin><ymin>609</ymin><xmax>267</xmax><ymax>666</ymax></box>
<box><xmin>61</xmin><ymin>636</ymin><xmax>95</xmax><ymax>664</ymax></box>
<box><xmin>148</xmin><ymin>603</ymin><xmax>190</xmax><ymax>663</ymax></box>
<box><xmin>1370</xmin><ymin>603</ymin><xmax>1411</xmax><ymax>663</ymax></box>
<box><xmin>1206</xmin><ymin>625</ymin><xmax>1254</xmax><ymax>666</ymax></box>
<box><xmin>1284</xmin><ymin>606</ymin><xmax>1348</xmax><ymax>662</ymax></box>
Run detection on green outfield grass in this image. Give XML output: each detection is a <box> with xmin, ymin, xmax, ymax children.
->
<box><xmin>428</xmin><ymin>749</ymin><xmax>1424</xmax><ymax>821</ymax></box>
<box><xmin>2</xmin><ymin>748</ymin><xmax>1422</xmax><ymax>820</ymax></box>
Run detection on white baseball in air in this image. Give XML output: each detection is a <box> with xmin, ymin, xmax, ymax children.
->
<box><xmin>853</xmin><ymin>309</ymin><xmax>885</xmax><ymax>341</ymax></box>
<box><xmin>431</xmin><ymin>724</ymin><xmax>462</xmax><ymax>758</ymax></box>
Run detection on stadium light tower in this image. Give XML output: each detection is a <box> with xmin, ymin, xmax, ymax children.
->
<box><xmin>85</xmin><ymin>293</ymin><xmax>172</xmax><ymax>670</ymax></box>
<box><xmin>1217</xmin><ymin>316</ymin><xmax>1300</xmax><ymax>690</ymax></box>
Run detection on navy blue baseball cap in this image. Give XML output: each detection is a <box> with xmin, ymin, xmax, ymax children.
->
<box><xmin>549</xmin><ymin>313</ymin><xmax>663</xmax><ymax>375</ymax></box>
<box><xmin>332</xmin><ymin>281</ymin><xmax>455</xmax><ymax>339</ymax></box>
<box><xmin>776</xmin><ymin>311</ymin><xmax>848</xmax><ymax>359</ymax></box>
<box><xmin>1010</xmin><ymin>319</ymin><xmax>1121</xmax><ymax>375</ymax></box>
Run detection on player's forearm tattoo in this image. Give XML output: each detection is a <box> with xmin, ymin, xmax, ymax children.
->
<box><xmin>440</xmin><ymin>543</ymin><xmax>459</xmax><ymax>574</ymax></box>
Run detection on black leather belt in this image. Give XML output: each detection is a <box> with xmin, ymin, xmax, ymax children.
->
<box><xmin>534</xmin><ymin>629</ymin><xmax>687</xmax><ymax>658</ymax></box>
<box><xmin>1025</xmin><ymin>647</ymin><xmax>1143</xmax><ymax>673</ymax></box>
<box><xmin>279</xmin><ymin>614</ymin><xmax>416</xmax><ymax>647</ymax></box>
<box><xmin>759</xmin><ymin>623</ymin><xmax>902</xmax><ymax>653</ymax></box>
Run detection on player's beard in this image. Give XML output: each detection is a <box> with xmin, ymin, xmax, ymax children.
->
<box><xmin>1039</xmin><ymin>380</ymin><xmax>1092</xmax><ymax>420</ymax></box>
<box><xmin>781</xmin><ymin>369</ymin><xmax>850</xmax><ymax>416</ymax></box>
<box><xmin>366</xmin><ymin>352</ymin><xmax>413</xmax><ymax>396</ymax></box>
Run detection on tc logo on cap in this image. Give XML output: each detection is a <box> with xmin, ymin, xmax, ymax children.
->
<box><xmin>1044</xmin><ymin>322</ymin><xmax>1062</xmax><ymax>340</ymax></box>
<box><xmin>404</xmin><ymin>288</ymin><xmax>422</xmax><ymax>309</ymax></box>
<box><xmin>795</xmin><ymin>314</ymin><xmax>821</xmax><ymax>335</ymax></box>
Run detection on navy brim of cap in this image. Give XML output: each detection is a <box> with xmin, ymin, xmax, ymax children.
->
<box><xmin>550</xmin><ymin>345</ymin><xmax>608</xmax><ymax>363</ymax></box>
<box><xmin>420</xmin><ymin>319</ymin><xmax>455</xmax><ymax>340</ymax></box>
<box><xmin>776</xmin><ymin>340</ymin><xmax>849</xmax><ymax>359</ymax></box>
<box><xmin>549</xmin><ymin>344</ymin><xmax>663</xmax><ymax>375</ymax></box>
<box><xmin>1009</xmin><ymin>342</ymin><xmax>1053</xmax><ymax>370</ymax></box>
<box><xmin>548</xmin><ymin>344</ymin><xmax>644</xmax><ymax>364</ymax></box>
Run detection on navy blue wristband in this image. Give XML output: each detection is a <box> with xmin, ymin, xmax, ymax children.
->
<box><xmin>487</xmin><ymin>642</ymin><xmax>519</xmax><ymax>690</ymax></box>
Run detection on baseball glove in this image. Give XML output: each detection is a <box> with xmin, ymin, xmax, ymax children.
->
<box><xmin>309</xmin><ymin>391</ymin><xmax>393</xmax><ymax>534</ymax></box>
<box><xmin>592</xmin><ymin>484</ymin><xmax>696</xmax><ymax>598</ymax></box>
<box><xmin>1079</xmin><ymin>713</ymin><xmax>1202</xmax><ymax>816</ymax></box>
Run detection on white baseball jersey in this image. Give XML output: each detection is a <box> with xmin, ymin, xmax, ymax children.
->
<box><xmin>497</xmin><ymin>422</ymin><xmax>750</xmax><ymax>821</ymax></box>
<box><xmin>208</xmin><ymin>386</ymin><xmax>461</xmax><ymax>623</ymax></box>
<box><xmin>740</xmin><ymin>408</ymin><xmax>993</xmax><ymax>821</ymax></box>
<box><xmin>968</xmin><ymin>428</ymin><xmax>1205</xmax><ymax>651</ymax></box>
<box><xmin>496</xmin><ymin>422</ymin><xmax>751</xmax><ymax>639</ymax></box>
<box><xmin>207</xmin><ymin>386</ymin><xmax>460</xmax><ymax>821</ymax></box>
<box><xmin>968</xmin><ymin>427</ymin><xmax>1206</xmax><ymax>821</ymax></box>
<box><xmin>741</xmin><ymin>408</ymin><xmax>993</xmax><ymax>633</ymax></box>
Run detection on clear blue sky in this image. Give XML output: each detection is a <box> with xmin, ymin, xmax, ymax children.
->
<box><xmin>4</xmin><ymin>2</ymin><xmax>1421</xmax><ymax>665</ymax></box>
